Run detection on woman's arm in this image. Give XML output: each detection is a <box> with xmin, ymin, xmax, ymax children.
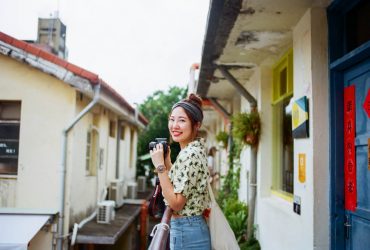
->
<box><xmin>150</xmin><ymin>143</ymin><xmax>186</xmax><ymax>211</ymax></box>
<box><xmin>157</xmin><ymin>171</ymin><xmax>186</xmax><ymax>211</ymax></box>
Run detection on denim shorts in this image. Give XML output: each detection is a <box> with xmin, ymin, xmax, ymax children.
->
<box><xmin>170</xmin><ymin>215</ymin><xmax>211</xmax><ymax>250</ymax></box>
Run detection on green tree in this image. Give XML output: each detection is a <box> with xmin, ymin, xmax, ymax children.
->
<box><xmin>136</xmin><ymin>86</ymin><xmax>187</xmax><ymax>178</ymax></box>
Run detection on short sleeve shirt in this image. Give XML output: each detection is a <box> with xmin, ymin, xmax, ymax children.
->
<box><xmin>165</xmin><ymin>138</ymin><xmax>210</xmax><ymax>216</ymax></box>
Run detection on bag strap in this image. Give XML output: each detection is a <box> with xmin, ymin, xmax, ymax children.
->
<box><xmin>207</xmin><ymin>180</ymin><xmax>216</xmax><ymax>203</ymax></box>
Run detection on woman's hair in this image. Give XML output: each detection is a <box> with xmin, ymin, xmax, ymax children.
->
<box><xmin>170</xmin><ymin>93</ymin><xmax>203</xmax><ymax>137</ymax></box>
<box><xmin>182</xmin><ymin>93</ymin><xmax>203</xmax><ymax>126</ymax></box>
<box><xmin>208</xmin><ymin>146</ymin><xmax>216</xmax><ymax>156</ymax></box>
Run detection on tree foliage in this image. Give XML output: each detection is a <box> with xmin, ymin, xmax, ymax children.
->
<box><xmin>136</xmin><ymin>86</ymin><xmax>187</xmax><ymax>177</ymax></box>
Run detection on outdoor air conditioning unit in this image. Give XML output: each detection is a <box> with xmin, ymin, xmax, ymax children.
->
<box><xmin>137</xmin><ymin>176</ymin><xmax>147</xmax><ymax>192</ymax></box>
<box><xmin>126</xmin><ymin>182</ymin><xmax>138</xmax><ymax>199</ymax></box>
<box><xmin>97</xmin><ymin>200</ymin><xmax>115</xmax><ymax>224</ymax></box>
<box><xmin>109</xmin><ymin>179</ymin><xmax>125</xmax><ymax>207</ymax></box>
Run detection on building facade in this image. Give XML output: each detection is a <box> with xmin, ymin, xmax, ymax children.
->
<box><xmin>192</xmin><ymin>0</ymin><xmax>370</xmax><ymax>249</ymax></box>
<box><xmin>0</xmin><ymin>32</ymin><xmax>147</xmax><ymax>249</ymax></box>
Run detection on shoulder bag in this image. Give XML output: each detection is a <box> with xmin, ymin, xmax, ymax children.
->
<box><xmin>207</xmin><ymin>181</ymin><xmax>240</xmax><ymax>250</ymax></box>
<box><xmin>148</xmin><ymin>177</ymin><xmax>166</xmax><ymax>219</ymax></box>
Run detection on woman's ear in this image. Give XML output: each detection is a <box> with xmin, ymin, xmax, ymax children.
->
<box><xmin>193</xmin><ymin>122</ymin><xmax>201</xmax><ymax>138</ymax></box>
<box><xmin>195</xmin><ymin>122</ymin><xmax>201</xmax><ymax>130</ymax></box>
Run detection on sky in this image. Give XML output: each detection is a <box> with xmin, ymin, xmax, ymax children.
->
<box><xmin>0</xmin><ymin>0</ymin><xmax>210</xmax><ymax>105</ymax></box>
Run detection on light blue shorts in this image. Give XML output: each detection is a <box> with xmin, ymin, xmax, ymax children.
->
<box><xmin>170</xmin><ymin>215</ymin><xmax>211</xmax><ymax>250</ymax></box>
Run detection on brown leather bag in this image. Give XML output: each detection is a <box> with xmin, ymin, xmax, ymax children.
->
<box><xmin>148</xmin><ymin>177</ymin><xmax>166</xmax><ymax>219</ymax></box>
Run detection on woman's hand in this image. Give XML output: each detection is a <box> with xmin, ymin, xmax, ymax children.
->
<box><xmin>150</xmin><ymin>143</ymin><xmax>165</xmax><ymax>168</ymax></box>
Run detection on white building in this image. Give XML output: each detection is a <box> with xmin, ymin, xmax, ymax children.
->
<box><xmin>0</xmin><ymin>32</ymin><xmax>148</xmax><ymax>250</ymax></box>
<box><xmin>192</xmin><ymin>0</ymin><xmax>370</xmax><ymax>249</ymax></box>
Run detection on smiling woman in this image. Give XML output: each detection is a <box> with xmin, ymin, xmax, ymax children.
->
<box><xmin>149</xmin><ymin>93</ymin><xmax>211</xmax><ymax>250</ymax></box>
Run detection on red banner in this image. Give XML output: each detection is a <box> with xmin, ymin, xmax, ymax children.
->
<box><xmin>344</xmin><ymin>85</ymin><xmax>357</xmax><ymax>211</ymax></box>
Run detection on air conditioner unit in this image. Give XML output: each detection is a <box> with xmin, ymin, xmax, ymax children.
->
<box><xmin>137</xmin><ymin>176</ymin><xmax>147</xmax><ymax>192</ymax></box>
<box><xmin>97</xmin><ymin>200</ymin><xmax>115</xmax><ymax>224</ymax></box>
<box><xmin>109</xmin><ymin>179</ymin><xmax>125</xmax><ymax>207</ymax></box>
<box><xmin>126</xmin><ymin>182</ymin><xmax>138</xmax><ymax>199</ymax></box>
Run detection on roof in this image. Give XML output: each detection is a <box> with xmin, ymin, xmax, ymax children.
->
<box><xmin>197</xmin><ymin>0</ymin><xmax>324</xmax><ymax>100</ymax></box>
<box><xmin>0</xmin><ymin>32</ymin><xmax>148</xmax><ymax>126</ymax></box>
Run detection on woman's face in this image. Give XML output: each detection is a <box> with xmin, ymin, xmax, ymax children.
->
<box><xmin>168</xmin><ymin>107</ymin><xmax>193</xmax><ymax>148</ymax></box>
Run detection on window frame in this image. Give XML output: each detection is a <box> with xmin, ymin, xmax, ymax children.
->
<box><xmin>271</xmin><ymin>49</ymin><xmax>294</xmax><ymax>200</ymax></box>
<box><xmin>85</xmin><ymin>126</ymin><xmax>99</xmax><ymax>176</ymax></box>
<box><xmin>0</xmin><ymin>101</ymin><xmax>21</xmax><ymax>176</ymax></box>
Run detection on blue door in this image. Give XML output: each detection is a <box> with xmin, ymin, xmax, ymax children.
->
<box><xmin>344</xmin><ymin>58</ymin><xmax>370</xmax><ymax>250</ymax></box>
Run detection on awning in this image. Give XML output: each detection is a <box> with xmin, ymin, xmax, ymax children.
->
<box><xmin>0</xmin><ymin>214</ymin><xmax>52</xmax><ymax>250</ymax></box>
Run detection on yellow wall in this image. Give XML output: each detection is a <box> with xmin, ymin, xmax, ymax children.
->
<box><xmin>0</xmin><ymin>54</ymin><xmax>75</xmax><ymax>209</ymax></box>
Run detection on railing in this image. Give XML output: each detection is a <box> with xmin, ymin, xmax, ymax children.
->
<box><xmin>148</xmin><ymin>207</ymin><xmax>172</xmax><ymax>250</ymax></box>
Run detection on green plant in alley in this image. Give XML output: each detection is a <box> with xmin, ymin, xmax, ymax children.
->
<box><xmin>136</xmin><ymin>86</ymin><xmax>187</xmax><ymax>178</ymax></box>
<box><xmin>216</xmin><ymin>131</ymin><xmax>229</xmax><ymax>148</ymax></box>
<box><xmin>223</xmin><ymin>198</ymin><xmax>248</xmax><ymax>243</ymax></box>
<box><xmin>216</xmin><ymin>139</ymin><xmax>261</xmax><ymax>248</ymax></box>
<box><xmin>232</xmin><ymin>111</ymin><xmax>261</xmax><ymax>146</ymax></box>
<box><xmin>240</xmin><ymin>236</ymin><xmax>261</xmax><ymax>250</ymax></box>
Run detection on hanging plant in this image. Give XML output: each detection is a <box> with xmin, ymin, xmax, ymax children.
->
<box><xmin>216</xmin><ymin>131</ymin><xmax>229</xmax><ymax>148</ymax></box>
<box><xmin>232</xmin><ymin>111</ymin><xmax>261</xmax><ymax>146</ymax></box>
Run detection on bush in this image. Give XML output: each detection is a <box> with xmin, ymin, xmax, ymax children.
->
<box><xmin>222</xmin><ymin>198</ymin><xmax>248</xmax><ymax>243</ymax></box>
<box><xmin>232</xmin><ymin>112</ymin><xmax>261</xmax><ymax>146</ymax></box>
<box><xmin>240</xmin><ymin>237</ymin><xmax>261</xmax><ymax>250</ymax></box>
<box><xmin>216</xmin><ymin>131</ymin><xmax>229</xmax><ymax>148</ymax></box>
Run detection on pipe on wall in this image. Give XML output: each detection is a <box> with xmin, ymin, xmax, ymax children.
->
<box><xmin>57</xmin><ymin>84</ymin><xmax>101</xmax><ymax>250</ymax></box>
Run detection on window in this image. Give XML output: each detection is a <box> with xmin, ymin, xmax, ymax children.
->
<box><xmin>272</xmin><ymin>49</ymin><xmax>294</xmax><ymax>195</ymax></box>
<box><xmin>109</xmin><ymin>120</ymin><xmax>116</xmax><ymax>137</ymax></box>
<box><xmin>120</xmin><ymin>125</ymin><xmax>126</xmax><ymax>140</ymax></box>
<box><xmin>0</xmin><ymin>101</ymin><xmax>21</xmax><ymax>175</ymax></box>
<box><xmin>86</xmin><ymin>127</ymin><xmax>99</xmax><ymax>176</ymax></box>
<box><xmin>345</xmin><ymin>0</ymin><xmax>370</xmax><ymax>53</ymax></box>
<box><xmin>272</xmin><ymin>49</ymin><xmax>293</xmax><ymax>104</ymax></box>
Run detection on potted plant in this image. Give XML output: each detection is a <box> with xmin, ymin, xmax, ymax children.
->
<box><xmin>232</xmin><ymin>111</ymin><xmax>261</xmax><ymax>146</ymax></box>
<box><xmin>216</xmin><ymin>131</ymin><xmax>229</xmax><ymax>148</ymax></box>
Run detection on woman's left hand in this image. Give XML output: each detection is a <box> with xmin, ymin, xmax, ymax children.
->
<box><xmin>150</xmin><ymin>143</ymin><xmax>165</xmax><ymax>168</ymax></box>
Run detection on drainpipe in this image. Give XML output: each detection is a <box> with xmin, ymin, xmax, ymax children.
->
<box><xmin>217</xmin><ymin>65</ymin><xmax>258</xmax><ymax>241</ymax></box>
<box><xmin>116</xmin><ymin>120</ymin><xmax>122</xmax><ymax>179</ymax></box>
<box><xmin>57</xmin><ymin>84</ymin><xmax>101</xmax><ymax>250</ymax></box>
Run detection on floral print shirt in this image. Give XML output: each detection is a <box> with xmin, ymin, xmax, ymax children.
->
<box><xmin>165</xmin><ymin>138</ymin><xmax>210</xmax><ymax>216</ymax></box>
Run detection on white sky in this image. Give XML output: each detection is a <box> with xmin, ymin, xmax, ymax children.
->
<box><xmin>0</xmin><ymin>0</ymin><xmax>210</xmax><ymax>105</ymax></box>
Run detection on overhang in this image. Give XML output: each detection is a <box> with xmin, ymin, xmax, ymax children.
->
<box><xmin>198</xmin><ymin>0</ymin><xmax>318</xmax><ymax>101</ymax></box>
<box><xmin>0</xmin><ymin>209</ymin><xmax>57</xmax><ymax>250</ymax></box>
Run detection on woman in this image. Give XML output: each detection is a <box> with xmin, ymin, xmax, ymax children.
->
<box><xmin>150</xmin><ymin>93</ymin><xmax>211</xmax><ymax>250</ymax></box>
<box><xmin>207</xmin><ymin>146</ymin><xmax>217</xmax><ymax>181</ymax></box>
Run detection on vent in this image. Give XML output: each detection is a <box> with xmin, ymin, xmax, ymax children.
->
<box><xmin>126</xmin><ymin>182</ymin><xmax>137</xmax><ymax>199</ymax></box>
<box><xmin>97</xmin><ymin>200</ymin><xmax>115</xmax><ymax>224</ymax></box>
<box><xmin>109</xmin><ymin>179</ymin><xmax>125</xmax><ymax>207</ymax></box>
<box><xmin>137</xmin><ymin>176</ymin><xmax>147</xmax><ymax>192</ymax></box>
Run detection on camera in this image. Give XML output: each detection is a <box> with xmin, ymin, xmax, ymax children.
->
<box><xmin>149</xmin><ymin>138</ymin><xmax>168</xmax><ymax>158</ymax></box>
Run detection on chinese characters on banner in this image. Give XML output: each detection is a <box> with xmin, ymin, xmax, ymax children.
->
<box><xmin>344</xmin><ymin>85</ymin><xmax>357</xmax><ymax>211</ymax></box>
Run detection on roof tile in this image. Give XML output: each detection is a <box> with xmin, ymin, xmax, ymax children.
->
<box><xmin>39</xmin><ymin>49</ymin><xmax>57</xmax><ymax>62</ymax></box>
<box><xmin>0</xmin><ymin>31</ymin><xmax>148</xmax><ymax>126</ymax></box>
<box><xmin>0</xmin><ymin>32</ymin><xmax>14</xmax><ymax>44</ymax></box>
<box><xmin>52</xmin><ymin>56</ymin><xmax>68</xmax><ymax>68</ymax></box>
<box><xmin>66</xmin><ymin>63</ymin><xmax>83</xmax><ymax>75</ymax></box>
<box><xmin>11</xmin><ymin>39</ymin><xmax>28</xmax><ymax>50</ymax></box>
<box><xmin>24</xmin><ymin>44</ymin><xmax>41</xmax><ymax>56</ymax></box>
<box><xmin>80</xmin><ymin>70</ymin><xmax>99</xmax><ymax>84</ymax></box>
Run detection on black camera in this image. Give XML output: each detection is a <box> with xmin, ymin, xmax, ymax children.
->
<box><xmin>149</xmin><ymin>138</ymin><xmax>168</xmax><ymax>158</ymax></box>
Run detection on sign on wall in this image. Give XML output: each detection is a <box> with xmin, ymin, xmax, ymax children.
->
<box><xmin>298</xmin><ymin>153</ymin><xmax>306</xmax><ymax>183</ymax></box>
<box><xmin>292</xmin><ymin>96</ymin><xmax>309</xmax><ymax>138</ymax></box>
<box><xmin>293</xmin><ymin>195</ymin><xmax>301</xmax><ymax>215</ymax></box>
<box><xmin>344</xmin><ymin>85</ymin><xmax>357</xmax><ymax>211</ymax></box>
